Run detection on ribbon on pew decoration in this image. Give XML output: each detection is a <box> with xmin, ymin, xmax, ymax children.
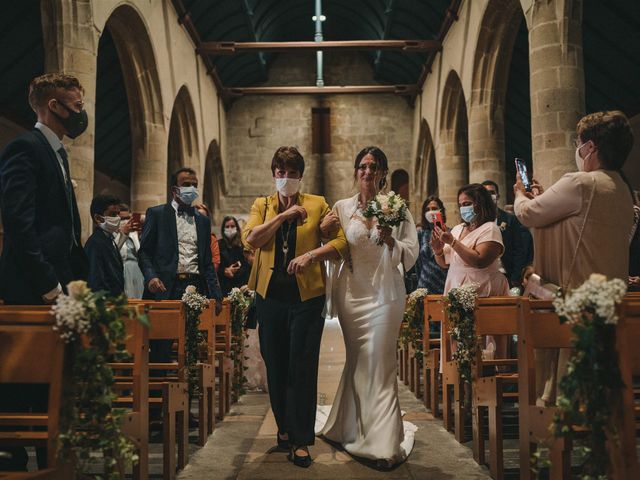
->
<box><xmin>550</xmin><ymin>274</ymin><xmax>627</xmax><ymax>479</ymax></box>
<box><xmin>51</xmin><ymin>280</ymin><xmax>149</xmax><ymax>479</ymax></box>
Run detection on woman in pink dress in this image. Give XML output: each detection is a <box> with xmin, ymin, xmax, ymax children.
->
<box><xmin>431</xmin><ymin>183</ymin><xmax>508</xmax><ymax>296</ymax></box>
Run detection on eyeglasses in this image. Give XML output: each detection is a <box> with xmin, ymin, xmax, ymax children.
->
<box><xmin>357</xmin><ymin>163</ymin><xmax>379</xmax><ymax>172</ymax></box>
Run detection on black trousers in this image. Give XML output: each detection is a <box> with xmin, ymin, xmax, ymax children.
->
<box><xmin>257</xmin><ymin>294</ymin><xmax>325</xmax><ymax>447</ymax></box>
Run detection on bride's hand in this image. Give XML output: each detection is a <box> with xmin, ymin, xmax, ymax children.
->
<box><xmin>377</xmin><ymin>225</ymin><xmax>395</xmax><ymax>249</ymax></box>
<box><xmin>320</xmin><ymin>212</ymin><xmax>340</xmax><ymax>236</ymax></box>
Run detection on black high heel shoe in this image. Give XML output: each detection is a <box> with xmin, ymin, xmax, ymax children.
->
<box><xmin>288</xmin><ymin>446</ymin><xmax>312</xmax><ymax>468</ymax></box>
<box><xmin>276</xmin><ymin>432</ymin><xmax>290</xmax><ymax>450</ymax></box>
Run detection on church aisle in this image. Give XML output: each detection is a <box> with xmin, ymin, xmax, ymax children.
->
<box><xmin>179</xmin><ymin>319</ymin><xmax>490</xmax><ymax>479</ymax></box>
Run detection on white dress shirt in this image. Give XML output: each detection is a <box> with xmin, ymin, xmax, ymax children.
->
<box><xmin>171</xmin><ymin>200</ymin><xmax>199</xmax><ymax>274</ymax></box>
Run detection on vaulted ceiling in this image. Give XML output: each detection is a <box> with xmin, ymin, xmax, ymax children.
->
<box><xmin>181</xmin><ymin>0</ymin><xmax>452</xmax><ymax>86</ymax></box>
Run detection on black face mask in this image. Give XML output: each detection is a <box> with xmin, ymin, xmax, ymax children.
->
<box><xmin>52</xmin><ymin>100</ymin><xmax>88</xmax><ymax>139</ymax></box>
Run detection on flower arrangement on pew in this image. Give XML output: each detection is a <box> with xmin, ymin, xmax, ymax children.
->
<box><xmin>181</xmin><ymin>285</ymin><xmax>209</xmax><ymax>397</ymax></box>
<box><xmin>444</xmin><ymin>283</ymin><xmax>479</xmax><ymax>386</ymax></box>
<box><xmin>362</xmin><ymin>191</ymin><xmax>408</xmax><ymax>245</ymax></box>
<box><xmin>551</xmin><ymin>273</ymin><xmax>627</xmax><ymax>479</ymax></box>
<box><xmin>228</xmin><ymin>286</ymin><xmax>255</xmax><ymax>396</ymax></box>
<box><xmin>399</xmin><ymin>288</ymin><xmax>429</xmax><ymax>367</ymax></box>
<box><xmin>52</xmin><ymin>280</ymin><xmax>148</xmax><ymax>479</ymax></box>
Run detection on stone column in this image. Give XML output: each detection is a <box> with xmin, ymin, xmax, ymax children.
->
<box><xmin>43</xmin><ymin>0</ymin><xmax>98</xmax><ymax>241</ymax></box>
<box><xmin>526</xmin><ymin>0</ymin><xmax>584</xmax><ymax>187</ymax></box>
<box><xmin>436</xmin><ymin>127</ymin><xmax>468</xmax><ymax>224</ymax></box>
<box><xmin>468</xmin><ymin>101</ymin><xmax>506</xmax><ymax>192</ymax></box>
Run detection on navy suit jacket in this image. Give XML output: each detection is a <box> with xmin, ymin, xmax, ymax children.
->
<box><xmin>138</xmin><ymin>203</ymin><xmax>222</xmax><ymax>301</ymax></box>
<box><xmin>497</xmin><ymin>208</ymin><xmax>533</xmax><ymax>286</ymax></box>
<box><xmin>85</xmin><ymin>228</ymin><xmax>125</xmax><ymax>296</ymax></box>
<box><xmin>0</xmin><ymin>129</ymin><xmax>87</xmax><ymax>304</ymax></box>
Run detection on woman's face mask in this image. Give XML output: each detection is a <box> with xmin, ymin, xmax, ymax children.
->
<box><xmin>424</xmin><ymin>210</ymin><xmax>440</xmax><ymax>224</ymax></box>
<box><xmin>460</xmin><ymin>205</ymin><xmax>477</xmax><ymax>224</ymax></box>
<box><xmin>275</xmin><ymin>177</ymin><xmax>300</xmax><ymax>197</ymax></box>
<box><xmin>224</xmin><ymin>227</ymin><xmax>237</xmax><ymax>239</ymax></box>
<box><xmin>575</xmin><ymin>143</ymin><xmax>592</xmax><ymax>171</ymax></box>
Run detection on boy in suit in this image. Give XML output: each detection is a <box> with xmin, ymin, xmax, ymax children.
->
<box><xmin>85</xmin><ymin>194</ymin><xmax>125</xmax><ymax>296</ymax></box>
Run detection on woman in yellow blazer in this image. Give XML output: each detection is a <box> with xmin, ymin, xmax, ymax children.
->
<box><xmin>242</xmin><ymin>146</ymin><xmax>347</xmax><ymax>468</ymax></box>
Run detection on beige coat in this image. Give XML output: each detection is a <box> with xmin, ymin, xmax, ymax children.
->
<box><xmin>515</xmin><ymin>169</ymin><xmax>633</xmax><ymax>289</ymax></box>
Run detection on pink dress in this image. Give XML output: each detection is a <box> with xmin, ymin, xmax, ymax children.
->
<box><xmin>443</xmin><ymin>221</ymin><xmax>509</xmax><ymax>297</ymax></box>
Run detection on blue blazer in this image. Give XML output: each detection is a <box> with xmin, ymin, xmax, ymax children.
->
<box><xmin>138</xmin><ymin>203</ymin><xmax>222</xmax><ymax>301</ymax></box>
<box><xmin>85</xmin><ymin>228</ymin><xmax>125</xmax><ymax>297</ymax></box>
<box><xmin>0</xmin><ymin>129</ymin><xmax>87</xmax><ymax>304</ymax></box>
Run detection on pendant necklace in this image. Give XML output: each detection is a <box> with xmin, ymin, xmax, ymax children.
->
<box><xmin>281</xmin><ymin>221</ymin><xmax>292</xmax><ymax>269</ymax></box>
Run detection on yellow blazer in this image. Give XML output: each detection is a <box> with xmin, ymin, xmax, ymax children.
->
<box><xmin>242</xmin><ymin>192</ymin><xmax>348</xmax><ymax>302</ymax></box>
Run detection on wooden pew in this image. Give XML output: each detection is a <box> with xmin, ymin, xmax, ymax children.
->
<box><xmin>423</xmin><ymin>295</ymin><xmax>443</xmax><ymax>417</ymax></box>
<box><xmin>0</xmin><ymin>306</ymin><xmax>73</xmax><ymax>479</ymax></box>
<box><xmin>471</xmin><ymin>297</ymin><xmax>520</xmax><ymax>480</ymax></box>
<box><xmin>442</xmin><ymin>297</ymin><xmax>467</xmax><ymax>442</ymax></box>
<box><xmin>109</xmin><ymin>305</ymin><xmax>149</xmax><ymax>480</ymax></box>
<box><xmin>125</xmin><ymin>300</ymin><xmax>189</xmax><ymax>480</ymax></box>
<box><xmin>408</xmin><ymin>343</ymin><xmax>422</xmax><ymax>399</ymax></box>
<box><xmin>610</xmin><ymin>298</ymin><xmax>640</xmax><ymax>479</ymax></box>
<box><xmin>518</xmin><ymin>299</ymin><xmax>573</xmax><ymax>480</ymax></box>
<box><xmin>210</xmin><ymin>301</ymin><xmax>232</xmax><ymax>419</ymax></box>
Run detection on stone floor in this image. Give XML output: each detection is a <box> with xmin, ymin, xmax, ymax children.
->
<box><xmin>178</xmin><ymin>318</ymin><xmax>491</xmax><ymax>480</ymax></box>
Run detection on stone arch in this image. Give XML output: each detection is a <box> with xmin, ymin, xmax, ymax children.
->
<box><xmin>101</xmin><ymin>4</ymin><xmax>166</xmax><ymax>211</ymax></box>
<box><xmin>391</xmin><ymin>169</ymin><xmax>410</xmax><ymax>201</ymax></box>
<box><xmin>167</xmin><ymin>85</ymin><xmax>200</xmax><ymax>197</ymax></box>
<box><xmin>468</xmin><ymin>0</ymin><xmax>526</xmax><ymax>196</ymax></box>
<box><xmin>438</xmin><ymin>70</ymin><xmax>469</xmax><ymax>221</ymax></box>
<box><xmin>203</xmin><ymin>140</ymin><xmax>226</xmax><ymax>225</ymax></box>
<box><xmin>414</xmin><ymin>119</ymin><xmax>438</xmax><ymax>202</ymax></box>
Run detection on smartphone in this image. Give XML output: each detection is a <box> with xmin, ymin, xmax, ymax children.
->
<box><xmin>515</xmin><ymin>158</ymin><xmax>531</xmax><ymax>192</ymax></box>
<box><xmin>433</xmin><ymin>211</ymin><xmax>444</xmax><ymax>230</ymax></box>
<box><xmin>131</xmin><ymin>212</ymin><xmax>142</xmax><ymax>231</ymax></box>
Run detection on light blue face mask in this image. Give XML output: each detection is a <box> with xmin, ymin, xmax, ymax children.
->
<box><xmin>177</xmin><ymin>186</ymin><xmax>199</xmax><ymax>205</ymax></box>
<box><xmin>460</xmin><ymin>205</ymin><xmax>476</xmax><ymax>224</ymax></box>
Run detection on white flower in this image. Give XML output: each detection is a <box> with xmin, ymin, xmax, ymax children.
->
<box><xmin>67</xmin><ymin>280</ymin><xmax>89</xmax><ymax>300</ymax></box>
<box><xmin>182</xmin><ymin>287</ymin><xmax>209</xmax><ymax>313</ymax></box>
<box><xmin>553</xmin><ymin>274</ymin><xmax>627</xmax><ymax>325</ymax></box>
<box><xmin>185</xmin><ymin>285</ymin><xmax>197</xmax><ymax>295</ymax></box>
<box><xmin>51</xmin><ymin>293</ymin><xmax>91</xmax><ymax>343</ymax></box>
<box><xmin>449</xmin><ymin>283</ymin><xmax>479</xmax><ymax>312</ymax></box>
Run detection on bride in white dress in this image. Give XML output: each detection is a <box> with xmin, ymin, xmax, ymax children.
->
<box><xmin>316</xmin><ymin>146</ymin><xmax>419</xmax><ymax>467</ymax></box>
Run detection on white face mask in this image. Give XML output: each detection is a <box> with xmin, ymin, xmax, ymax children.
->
<box><xmin>575</xmin><ymin>143</ymin><xmax>591</xmax><ymax>172</ymax></box>
<box><xmin>99</xmin><ymin>215</ymin><xmax>121</xmax><ymax>234</ymax></box>
<box><xmin>424</xmin><ymin>210</ymin><xmax>440</xmax><ymax>223</ymax></box>
<box><xmin>224</xmin><ymin>227</ymin><xmax>237</xmax><ymax>239</ymax></box>
<box><xmin>275</xmin><ymin>177</ymin><xmax>300</xmax><ymax>197</ymax></box>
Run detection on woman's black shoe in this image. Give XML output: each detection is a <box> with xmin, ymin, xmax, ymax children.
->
<box><xmin>276</xmin><ymin>433</ymin><xmax>290</xmax><ymax>450</ymax></box>
<box><xmin>288</xmin><ymin>447</ymin><xmax>312</xmax><ymax>468</ymax></box>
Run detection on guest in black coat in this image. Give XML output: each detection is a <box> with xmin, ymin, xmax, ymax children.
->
<box><xmin>0</xmin><ymin>73</ymin><xmax>89</xmax><ymax>471</ymax></box>
<box><xmin>85</xmin><ymin>195</ymin><xmax>125</xmax><ymax>296</ymax></box>
<box><xmin>138</xmin><ymin>167</ymin><xmax>223</xmax><ymax>308</ymax></box>
<box><xmin>217</xmin><ymin>215</ymin><xmax>250</xmax><ymax>296</ymax></box>
<box><xmin>0</xmin><ymin>73</ymin><xmax>88</xmax><ymax>306</ymax></box>
<box><xmin>483</xmin><ymin>180</ymin><xmax>533</xmax><ymax>288</ymax></box>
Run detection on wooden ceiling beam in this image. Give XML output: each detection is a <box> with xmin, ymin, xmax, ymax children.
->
<box><xmin>222</xmin><ymin>85</ymin><xmax>420</xmax><ymax>97</ymax></box>
<box><xmin>198</xmin><ymin>40</ymin><xmax>442</xmax><ymax>55</ymax></box>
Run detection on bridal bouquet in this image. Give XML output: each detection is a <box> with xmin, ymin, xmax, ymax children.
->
<box><xmin>362</xmin><ymin>191</ymin><xmax>408</xmax><ymax>245</ymax></box>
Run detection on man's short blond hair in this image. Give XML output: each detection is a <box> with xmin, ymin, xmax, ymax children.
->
<box><xmin>28</xmin><ymin>73</ymin><xmax>84</xmax><ymax>111</ymax></box>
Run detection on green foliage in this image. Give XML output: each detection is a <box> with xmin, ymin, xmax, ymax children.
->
<box><xmin>399</xmin><ymin>289</ymin><xmax>429</xmax><ymax>368</ymax></box>
<box><xmin>57</xmin><ymin>290</ymin><xmax>147</xmax><ymax>479</ymax></box>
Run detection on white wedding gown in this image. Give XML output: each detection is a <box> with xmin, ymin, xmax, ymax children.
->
<box><xmin>316</xmin><ymin>200</ymin><xmax>419</xmax><ymax>463</ymax></box>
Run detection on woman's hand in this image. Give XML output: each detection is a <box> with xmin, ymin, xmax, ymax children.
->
<box><xmin>287</xmin><ymin>252</ymin><xmax>314</xmax><ymax>275</ymax></box>
<box><xmin>279</xmin><ymin>205</ymin><xmax>307</xmax><ymax>222</ymax></box>
<box><xmin>224</xmin><ymin>262</ymin><xmax>240</xmax><ymax>278</ymax></box>
<box><xmin>376</xmin><ymin>225</ymin><xmax>395</xmax><ymax>249</ymax></box>
<box><xmin>530</xmin><ymin>179</ymin><xmax>544</xmax><ymax>196</ymax></box>
<box><xmin>320</xmin><ymin>212</ymin><xmax>341</xmax><ymax>236</ymax></box>
<box><xmin>434</xmin><ymin>224</ymin><xmax>454</xmax><ymax>245</ymax></box>
<box><xmin>514</xmin><ymin>173</ymin><xmax>544</xmax><ymax>199</ymax></box>
<box><xmin>629</xmin><ymin>276</ymin><xmax>640</xmax><ymax>286</ymax></box>
<box><xmin>430</xmin><ymin>229</ymin><xmax>444</xmax><ymax>254</ymax></box>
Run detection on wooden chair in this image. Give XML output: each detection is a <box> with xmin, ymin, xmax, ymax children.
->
<box><xmin>124</xmin><ymin>300</ymin><xmax>189</xmax><ymax>480</ymax></box>
<box><xmin>0</xmin><ymin>306</ymin><xmax>73</xmax><ymax>479</ymax></box>
<box><xmin>423</xmin><ymin>295</ymin><xmax>443</xmax><ymax>417</ymax></box>
<box><xmin>108</xmin><ymin>305</ymin><xmax>149</xmax><ymax>480</ymax></box>
<box><xmin>441</xmin><ymin>297</ymin><xmax>467</xmax><ymax>442</ymax></box>
<box><xmin>471</xmin><ymin>297</ymin><xmax>520</xmax><ymax>480</ymax></box>
<box><xmin>609</xmin><ymin>298</ymin><xmax>640</xmax><ymax>479</ymax></box>
<box><xmin>518</xmin><ymin>298</ymin><xmax>573</xmax><ymax>480</ymax></box>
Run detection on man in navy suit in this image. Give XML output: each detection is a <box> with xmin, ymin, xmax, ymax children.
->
<box><xmin>85</xmin><ymin>194</ymin><xmax>125</xmax><ymax>296</ymax></box>
<box><xmin>138</xmin><ymin>167</ymin><xmax>223</xmax><ymax>307</ymax></box>
<box><xmin>483</xmin><ymin>180</ymin><xmax>534</xmax><ymax>288</ymax></box>
<box><xmin>0</xmin><ymin>73</ymin><xmax>89</xmax><ymax>471</ymax></box>
<box><xmin>0</xmin><ymin>73</ymin><xmax>88</xmax><ymax>305</ymax></box>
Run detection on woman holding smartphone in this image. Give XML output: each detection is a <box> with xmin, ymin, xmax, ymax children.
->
<box><xmin>218</xmin><ymin>215</ymin><xmax>250</xmax><ymax>296</ymax></box>
<box><xmin>416</xmin><ymin>196</ymin><xmax>448</xmax><ymax>294</ymax></box>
